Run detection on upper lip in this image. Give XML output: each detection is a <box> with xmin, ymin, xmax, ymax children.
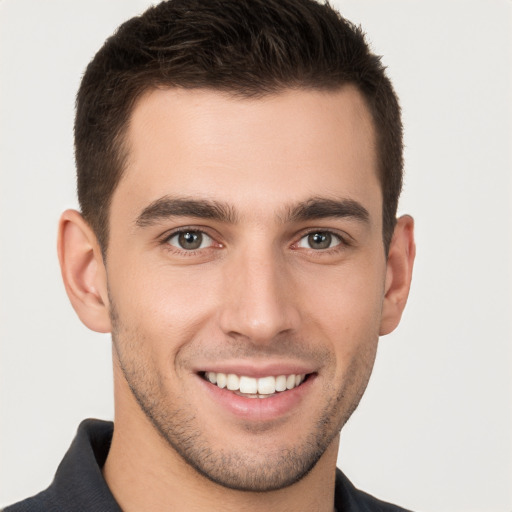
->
<box><xmin>194</xmin><ymin>361</ymin><xmax>317</xmax><ymax>378</ymax></box>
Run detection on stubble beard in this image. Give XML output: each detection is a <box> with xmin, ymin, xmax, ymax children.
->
<box><xmin>109</xmin><ymin>303</ymin><xmax>377</xmax><ymax>492</ymax></box>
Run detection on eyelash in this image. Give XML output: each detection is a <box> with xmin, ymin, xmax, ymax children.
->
<box><xmin>160</xmin><ymin>227</ymin><xmax>352</xmax><ymax>256</ymax></box>
<box><xmin>293</xmin><ymin>229</ymin><xmax>352</xmax><ymax>253</ymax></box>
<box><xmin>160</xmin><ymin>227</ymin><xmax>216</xmax><ymax>255</ymax></box>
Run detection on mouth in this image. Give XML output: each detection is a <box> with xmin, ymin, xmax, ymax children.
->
<box><xmin>200</xmin><ymin>371</ymin><xmax>310</xmax><ymax>398</ymax></box>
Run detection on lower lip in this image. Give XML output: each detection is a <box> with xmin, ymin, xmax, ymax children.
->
<box><xmin>197</xmin><ymin>374</ymin><xmax>316</xmax><ymax>422</ymax></box>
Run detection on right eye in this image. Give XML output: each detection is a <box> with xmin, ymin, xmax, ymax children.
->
<box><xmin>296</xmin><ymin>231</ymin><xmax>343</xmax><ymax>250</ymax></box>
<box><xmin>166</xmin><ymin>230</ymin><xmax>214</xmax><ymax>251</ymax></box>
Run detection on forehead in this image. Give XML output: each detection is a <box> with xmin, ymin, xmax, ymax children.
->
<box><xmin>112</xmin><ymin>86</ymin><xmax>380</xmax><ymax>226</ymax></box>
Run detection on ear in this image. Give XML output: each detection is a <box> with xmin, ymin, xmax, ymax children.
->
<box><xmin>380</xmin><ymin>215</ymin><xmax>416</xmax><ymax>336</ymax></box>
<box><xmin>57</xmin><ymin>209</ymin><xmax>112</xmax><ymax>333</ymax></box>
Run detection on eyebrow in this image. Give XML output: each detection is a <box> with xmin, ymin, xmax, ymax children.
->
<box><xmin>135</xmin><ymin>195</ymin><xmax>369</xmax><ymax>227</ymax></box>
<box><xmin>284</xmin><ymin>197</ymin><xmax>370</xmax><ymax>224</ymax></box>
<box><xmin>135</xmin><ymin>196</ymin><xmax>238</xmax><ymax>227</ymax></box>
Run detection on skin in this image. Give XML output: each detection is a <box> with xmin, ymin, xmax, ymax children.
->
<box><xmin>58</xmin><ymin>87</ymin><xmax>415</xmax><ymax>512</ymax></box>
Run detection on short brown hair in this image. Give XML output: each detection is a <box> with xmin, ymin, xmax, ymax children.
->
<box><xmin>75</xmin><ymin>0</ymin><xmax>403</xmax><ymax>253</ymax></box>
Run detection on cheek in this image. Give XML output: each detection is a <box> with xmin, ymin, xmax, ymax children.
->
<box><xmin>296</xmin><ymin>260</ymin><xmax>385</xmax><ymax>355</ymax></box>
<box><xmin>108</xmin><ymin>261</ymin><xmax>222</xmax><ymax>349</ymax></box>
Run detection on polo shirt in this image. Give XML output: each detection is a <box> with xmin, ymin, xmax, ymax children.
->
<box><xmin>4</xmin><ymin>419</ymin><xmax>412</xmax><ymax>511</ymax></box>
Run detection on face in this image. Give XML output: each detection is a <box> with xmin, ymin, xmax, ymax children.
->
<box><xmin>106</xmin><ymin>87</ymin><xmax>387</xmax><ymax>491</ymax></box>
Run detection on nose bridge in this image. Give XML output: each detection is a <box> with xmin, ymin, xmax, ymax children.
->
<box><xmin>219</xmin><ymin>242</ymin><xmax>299</xmax><ymax>344</ymax></box>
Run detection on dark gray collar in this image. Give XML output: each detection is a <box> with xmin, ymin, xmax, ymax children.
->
<box><xmin>5</xmin><ymin>419</ymin><xmax>411</xmax><ymax>512</ymax></box>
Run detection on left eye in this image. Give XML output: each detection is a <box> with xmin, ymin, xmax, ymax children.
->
<box><xmin>297</xmin><ymin>231</ymin><xmax>342</xmax><ymax>250</ymax></box>
<box><xmin>167</xmin><ymin>231</ymin><xmax>213</xmax><ymax>250</ymax></box>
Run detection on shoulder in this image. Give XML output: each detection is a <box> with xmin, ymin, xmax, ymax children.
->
<box><xmin>335</xmin><ymin>468</ymin><xmax>413</xmax><ymax>512</ymax></box>
<box><xmin>2</xmin><ymin>491</ymin><xmax>57</xmax><ymax>512</ymax></box>
<box><xmin>3</xmin><ymin>419</ymin><xmax>118</xmax><ymax>512</ymax></box>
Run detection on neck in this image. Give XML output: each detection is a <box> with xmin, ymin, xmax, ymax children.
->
<box><xmin>103</xmin><ymin>379</ymin><xmax>339</xmax><ymax>512</ymax></box>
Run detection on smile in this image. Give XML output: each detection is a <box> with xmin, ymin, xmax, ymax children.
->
<box><xmin>202</xmin><ymin>372</ymin><xmax>308</xmax><ymax>398</ymax></box>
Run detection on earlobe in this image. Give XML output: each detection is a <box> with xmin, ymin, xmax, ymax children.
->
<box><xmin>57</xmin><ymin>209</ymin><xmax>112</xmax><ymax>333</ymax></box>
<box><xmin>379</xmin><ymin>215</ymin><xmax>416</xmax><ymax>336</ymax></box>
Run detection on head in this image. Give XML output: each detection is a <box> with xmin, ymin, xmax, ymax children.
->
<box><xmin>61</xmin><ymin>0</ymin><xmax>415</xmax><ymax>497</ymax></box>
<box><xmin>75</xmin><ymin>0</ymin><xmax>403</xmax><ymax>256</ymax></box>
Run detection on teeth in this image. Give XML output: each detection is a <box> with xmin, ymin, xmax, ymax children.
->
<box><xmin>226</xmin><ymin>374</ymin><xmax>239</xmax><ymax>391</ymax></box>
<box><xmin>239</xmin><ymin>376</ymin><xmax>258</xmax><ymax>394</ymax></box>
<box><xmin>204</xmin><ymin>372</ymin><xmax>306</xmax><ymax>396</ymax></box>
<box><xmin>216</xmin><ymin>372</ymin><xmax>226</xmax><ymax>388</ymax></box>
<box><xmin>258</xmin><ymin>376</ymin><xmax>275</xmax><ymax>394</ymax></box>
<box><xmin>275</xmin><ymin>375</ymin><xmax>287</xmax><ymax>392</ymax></box>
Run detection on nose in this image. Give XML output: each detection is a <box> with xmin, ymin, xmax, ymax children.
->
<box><xmin>218</xmin><ymin>247</ymin><xmax>301</xmax><ymax>345</ymax></box>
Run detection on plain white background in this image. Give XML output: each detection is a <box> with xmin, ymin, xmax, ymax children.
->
<box><xmin>1</xmin><ymin>1</ymin><xmax>511</xmax><ymax>510</ymax></box>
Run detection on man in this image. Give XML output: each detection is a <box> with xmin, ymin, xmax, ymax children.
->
<box><xmin>5</xmin><ymin>0</ymin><xmax>415</xmax><ymax>510</ymax></box>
